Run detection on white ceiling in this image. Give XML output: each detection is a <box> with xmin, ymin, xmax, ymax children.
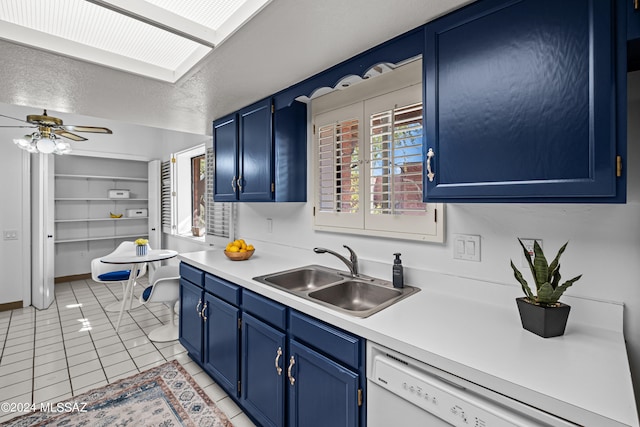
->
<box><xmin>0</xmin><ymin>0</ymin><xmax>270</xmax><ymax>82</ymax></box>
<box><xmin>0</xmin><ymin>0</ymin><xmax>472</xmax><ymax>137</ymax></box>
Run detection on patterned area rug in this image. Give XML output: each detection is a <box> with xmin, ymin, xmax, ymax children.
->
<box><xmin>6</xmin><ymin>360</ymin><xmax>233</xmax><ymax>427</ymax></box>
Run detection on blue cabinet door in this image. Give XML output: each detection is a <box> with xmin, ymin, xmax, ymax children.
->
<box><xmin>213</xmin><ymin>113</ymin><xmax>239</xmax><ymax>201</ymax></box>
<box><xmin>241</xmin><ymin>312</ymin><xmax>286</xmax><ymax>427</ymax></box>
<box><xmin>203</xmin><ymin>294</ymin><xmax>240</xmax><ymax>397</ymax></box>
<box><xmin>287</xmin><ymin>339</ymin><xmax>359</xmax><ymax>427</ymax></box>
<box><xmin>629</xmin><ymin>0</ymin><xmax>640</xmax><ymax>41</ymax></box>
<box><xmin>239</xmin><ymin>98</ymin><xmax>273</xmax><ymax>201</ymax></box>
<box><xmin>179</xmin><ymin>278</ymin><xmax>203</xmax><ymax>363</ymax></box>
<box><xmin>424</xmin><ymin>0</ymin><xmax>621</xmax><ymax>202</ymax></box>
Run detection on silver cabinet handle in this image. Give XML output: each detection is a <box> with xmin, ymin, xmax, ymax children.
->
<box><xmin>196</xmin><ymin>298</ymin><xmax>202</xmax><ymax>317</ymax></box>
<box><xmin>231</xmin><ymin>176</ymin><xmax>237</xmax><ymax>192</ymax></box>
<box><xmin>275</xmin><ymin>347</ymin><xmax>283</xmax><ymax>376</ymax></box>
<box><xmin>237</xmin><ymin>175</ymin><xmax>243</xmax><ymax>192</ymax></box>
<box><xmin>201</xmin><ymin>302</ymin><xmax>208</xmax><ymax>322</ymax></box>
<box><xmin>287</xmin><ymin>356</ymin><xmax>296</xmax><ymax>385</ymax></box>
<box><xmin>426</xmin><ymin>148</ymin><xmax>435</xmax><ymax>182</ymax></box>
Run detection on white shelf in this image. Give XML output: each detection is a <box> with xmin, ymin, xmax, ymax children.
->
<box><xmin>55</xmin><ymin>217</ymin><xmax>148</xmax><ymax>223</ymax></box>
<box><xmin>55</xmin><ymin>198</ymin><xmax>149</xmax><ymax>201</ymax></box>
<box><xmin>55</xmin><ymin>174</ymin><xmax>148</xmax><ymax>182</ymax></box>
<box><xmin>55</xmin><ymin>234</ymin><xmax>149</xmax><ymax>244</ymax></box>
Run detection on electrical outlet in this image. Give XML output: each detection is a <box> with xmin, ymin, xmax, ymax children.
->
<box><xmin>519</xmin><ymin>238</ymin><xmax>543</xmax><ymax>268</ymax></box>
<box><xmin>453</xmin><ymin>234</ymin><xmax>481</xmax><ymax>262</ymax></box>
<box><xmin>266</xmin><ymin>218</ymin><xmax>273</xmax><ymax>233</ymax></box>
<box><xmin>3</xmin><ymin>230</ymin><xmax>18</xmax><ymax>240</ymax></box>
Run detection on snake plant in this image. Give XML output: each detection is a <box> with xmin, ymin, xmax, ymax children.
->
<box><xmin>510</xmin><ymin>239</ymin><xmax>582</xmax><ymax>306</ymax></box>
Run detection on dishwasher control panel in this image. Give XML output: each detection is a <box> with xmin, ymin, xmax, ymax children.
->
<box><xmin>371</xmin><ymin>354</ymin><xmax>531</xmax><ymax>427</ymax></box>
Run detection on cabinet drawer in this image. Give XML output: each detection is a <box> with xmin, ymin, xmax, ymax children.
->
<box><xmin>242</xmin><ymin>291</ymin><xmax>287</xmax><ymax>330</ymax></box>
<box><xmin>180</xmin><ymin>262</ymin><xmax>204</xmax><ymax>287</ymax></box>
<box><xmin>205</xmin><ymin>273</ymin><xmax>241</xmax><ymax>306</ymax></box>
<box><xmin>289</xmin><ymin>311</ymin><xmax>361</xmax><ymax>369</ymax></box>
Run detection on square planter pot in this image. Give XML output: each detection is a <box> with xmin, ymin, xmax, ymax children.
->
<box><xmin>516</xmin><ymin>297</ymin><xmax>571</xmax><ymax>338</ymax></box>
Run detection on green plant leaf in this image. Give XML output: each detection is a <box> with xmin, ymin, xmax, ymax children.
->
<box><xmin>550</xmin><ymin>275</ymin><xmax>582</xmax><ymax>302</ymax></box>
<box><xmin>547</xmin><ymin>242</ymin><xmax>568</xmax><ymax>282</ymax></box>
<box><xmin>517</xmin><ymin>238</ymin><xmax>538</xmax><ymax>285</ymax></box>
<box><xmin>550</xmin><ymin>267</ymin><xmax>561</xmax><ymax>290</ymax></box>
<box><xmin>511</xmin><ymin>260</ymin><xmax>534</xmax><ymax>299</ymax></box>
<box><xmin>533</xmin><ymin>241</ymin><xmax>548</xmax><ymax>289</ymax></box>
<box><xmin>536</xmin><ymin>282</ymin><xmax>555</xmax><ymax>305</ymax></box>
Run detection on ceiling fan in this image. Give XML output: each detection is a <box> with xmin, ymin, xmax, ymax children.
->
<box><xmin>0</xmin><ymin>109</ymin><xmax>112</xmax><ymax>154</ymax></box>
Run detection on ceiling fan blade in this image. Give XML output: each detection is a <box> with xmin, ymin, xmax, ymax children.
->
<box><xmin>63</xmin><ymin>125</ymin><xmax>112</xmax><ymax>134</ymax></box>
<box><xmin>0</xmin><ymin>125</ymin><xmax>37</xmax><ymax>128</ymax></box>
<box><xmin>54</xmin><ymin>130</ymin><xmax>88</xmax><ymax>141</ymax></box>
<box><xmin>0</xmin><ymin>113</ymin><xmax>31</xmax><ymax>124</ymax></box>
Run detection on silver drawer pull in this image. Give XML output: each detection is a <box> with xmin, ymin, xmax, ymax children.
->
<box><xmin>426</xmin><ymin>148</ymin><xmax>435</xmax><ymax>182</ymax></box>
<box><xmin>196</xmin><ymin>298</ymin><xmax>202</xmax><ymax>317</ymax></box>
<box><xmin>275</xmin><ymin>347</ymin><xmax>283</xmax><ymax>376</ymax></box>
<box><xmin>201</xmin><ymin>302</ymin><xmax>208</xmax><ymax>322</ymax></box>
<box><xmin>231</xmin><ymin>176</ymin><xmax>237</xmax><ymax>192</ymax></box>
<box><xmin>287</xmin><ymin>356</ymin><xmax>296</xmax><ymax>386</ymax></box>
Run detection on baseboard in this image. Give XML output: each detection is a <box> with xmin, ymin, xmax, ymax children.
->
<box><xmin>0</xmin><ymin>301</ymin><xmax>23</xmax><ymax>312</ymax></box>
<box><xmin>55</xmin><ymin>273</ymin><xmax>92</xmax><ymax>284</ymax></box>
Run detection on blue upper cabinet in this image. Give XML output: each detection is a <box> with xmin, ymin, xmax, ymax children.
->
<box><xmin>629</xmin><ymin>0</ymin><xmax>640</xmax><ymax>41</ymax></box>
<box><xmin>239</xmin><ymin>99</ymin><xmax>274</xmax><ymax>201</ymax></box>
<box><xmin>213</xmin><ymin>98</ymin><xmax>307</xmax><ymax>202</ymax></box>
<box><xmin>213</xmin><ymin>113</ymin><xmax>238</xmax><ymax>202</ymax></box>
<box><xmin>424</xmin><ymin>0</ymin><xmax>626</xmax><ymax>202</ymax></box>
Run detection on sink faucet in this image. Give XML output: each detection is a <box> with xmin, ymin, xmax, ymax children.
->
<box><xmin>313</xmin><ymin>245</ymin><xmax>359</xmax><ymax>277</ymax></box>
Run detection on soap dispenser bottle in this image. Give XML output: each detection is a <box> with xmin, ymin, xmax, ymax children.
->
<box><xmin>392</xmin><ymin>253</ymin><xmax>404</xmax><ymax>288</ymax></box>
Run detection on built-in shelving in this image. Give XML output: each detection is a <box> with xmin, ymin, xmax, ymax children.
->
<box><xmin>55</xmin><ymin>198</ymin><xmax>149</xmax><ymax>201</ymax></box>
<box><xmin>53</xmin><ymin>155</ymin><xmax>153</xmax><ymax>278</ymax></box>
<box><xmin>54</xmin><ymin>174</ymin><xmax>148</xmax><ymax>182</ymax></box>
<box><xmin>56</xmin><ymin>234</ymin><xmax>149</xmax><ymax>244</ymax></box>
<box><xmin>55</xmin><ymin>217</ymin><xmax>148</xmax><ymax>223</ymax></box>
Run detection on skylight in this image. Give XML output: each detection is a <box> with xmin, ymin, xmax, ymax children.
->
<box><xmin>0</xmin><ymin>0</ymin><xmax>270</xmax><ymax>83</ymax></box>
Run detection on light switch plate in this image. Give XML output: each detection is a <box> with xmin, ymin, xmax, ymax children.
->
<box><xmin>519</xmin><ymin>238</ymin><xmax>542</xmax><ymax>268</ymax></box>
<box><xmin>453</xmin><ymin>234</ymin><xmax>481</xmax><ymax>262</ymax></box>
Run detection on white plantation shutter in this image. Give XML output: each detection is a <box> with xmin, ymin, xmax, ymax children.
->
<box><xmin>205</xmin><ymin>147</ymin><xmax>233</xmax><ymax>240</ymax></box>
<box><xmin>161</xmin><ymin>159</ymin><xmax>175</xmax><ymax>233</ymax></box>
<box><xmin>364</xmin><ymin>84</ymin><xmax>439</xmax><ymax>237</ymax></box>
<box><xmin>315</xmin><ymin>103</ymin><xmax>364</xmax><ymax>229</ymax></box>
<box><xmin>368</xmin><ymin>101</ymin><xmax>425</xmax><ymax>216</ymax></box>
<box><xmin>313</xmin><ymin>74</ymin><xmax>443</xmax><ymax>242</ymax></box>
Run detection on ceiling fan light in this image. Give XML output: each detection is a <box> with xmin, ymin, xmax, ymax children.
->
<box><xmin>25</xmin><ymin>144</ymin><xmax>38</xmax><ymax>153</ymax></box>
<box><xmin>54</xmin><ymin>141</ymin><xmax>72</xmax><ymax>155</ymax></box>
<box><xmin>36</xmin><ymin>136</ymin><xmax>56</xmax><ymax>154</ymax></box>
<box><xmin>13</xmin><ymin>137</ymin><xmax>31</xmax><ymax>147</ymax></box>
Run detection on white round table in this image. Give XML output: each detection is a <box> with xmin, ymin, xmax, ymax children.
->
<box><xmin>101</xmin><ymin>249</ymin><xmax>178</xmax><ymax>333</ymax></box>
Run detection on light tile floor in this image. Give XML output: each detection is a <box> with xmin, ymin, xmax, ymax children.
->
<box><xmin>0</xmin><ymin>276</ymin><xmax>255</xmax><ymax>426</ymax></box>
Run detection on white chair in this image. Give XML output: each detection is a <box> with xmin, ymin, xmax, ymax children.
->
<box><xmin>139</xmin><ymin>265</ymin><xmax>180</xmax><ymax>342</ymax></box>
<box><xmin>91</xmin><ymin>241</ymin><xmax>148</xmax><ymax>312</ymax></box>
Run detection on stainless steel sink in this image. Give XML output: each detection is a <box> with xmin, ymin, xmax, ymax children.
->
<box><xmin>257</xmin><ymin>266</ymin><xmax>343</xmax><ymax>292</ymax></box>
<box><xmin>253</xmin><ymin>265</ymin><xmax>419</xmax><ymax>318</ymax></box>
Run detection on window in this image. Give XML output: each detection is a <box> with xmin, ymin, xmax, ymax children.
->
<box><xmin>161</xmin><ymin>144</ymin><xmax>234</xmax><ymax>245</ymax></box>
<box><xmin>191</xmin><ymin>154</ymin><xmax>206</xmax><ymax>236</ymax></box>
<box><xmin>312</xmin><ymin>60</ymin><xmax>444</xmax><ymax>242</ymax></box>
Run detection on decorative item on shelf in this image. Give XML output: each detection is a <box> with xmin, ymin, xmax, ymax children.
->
<box><xmin>135</xmin><ymin>238</ymin><xmax>149</xmax><ymax>257</ymax></box>
<box><xmin>510</xmin><ymin>239</ymin><xmax>582</xmax><ymax>338</ymax></box>
<box><xmin>108</xmin><ymin>189</ymin><xmax>130</xmax><ymax>199</ymax></box>
<box><xmin>109</xmin><ymin>212</ymin><xmax>123</xmax><ymax>218</ymax></box>
<box><xmin>126</xmin><ymin>208</ymin><xmax>147</xmax><ymax>217</ymax></box>
<box><xmin>224</xmin><ymin>239</ymin><xmax>255</xmax><ymax>261</ymax></box>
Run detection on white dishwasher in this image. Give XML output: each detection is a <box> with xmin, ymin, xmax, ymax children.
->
<box><xmin>367</xmin><ymin>342</ymin><xmax>576</xmax><ymax>427</ymax></box>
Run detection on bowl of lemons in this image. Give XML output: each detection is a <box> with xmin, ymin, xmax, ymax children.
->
<box><xmin>224</xmin><ymin>239</ymin><xmax>255</xmax><ymax>261</ymax></box>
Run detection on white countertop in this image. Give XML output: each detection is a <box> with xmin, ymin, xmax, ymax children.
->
<box><xmin>178</xmin><ymin>247</ymin><xmax>639</xmax><ymax>427</ymax></box>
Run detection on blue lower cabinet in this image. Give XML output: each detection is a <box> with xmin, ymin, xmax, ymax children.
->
<box><xmin>203</xmin><ymin>294</ymin><xmax>240</xmax><ymax>397</ymax></box>
<box><xmin>241</xmin><ymin>312</ymin><xmax>286</xmax><ymax>427</ymax></box>
<box><xmin>287</xmin><ymin>339</ymin><xmax>360</xmax><ymax>427</ymax></box>
<box><xmin>179</xmin><ymin>278</ymin><xmax>203</xmax><ymax>363</ymax></box>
